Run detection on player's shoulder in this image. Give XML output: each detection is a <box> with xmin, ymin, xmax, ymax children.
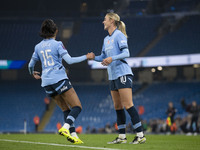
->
<box><xmin>115</xmin><ymin>29</ymin><xmax>122</xmax><ymax>34</ymax></box>
<box><xmin>48</xmin><ymin>40</ymin><xmax>65</xmax><ymax>50</ymax></box>
<box><xmin>54</xmin><ymin>40</ymin><xmax>62</xmax><ymax>44</ymax></box>
<box><xmin>53</xmin><ymin>40</ymin><xmax>65</xmax><ymax>48</ymax></box>
<box><xmin>34</xmin><ymin>41</ymin><xmax>42</xmax><ymax>51</ymax></box>
<box><xmin>47</xmin><ymin>39</ymin><xmax>62</xmax><ymax>46</ymax></box>
<box><xmin>115</xmin><ymin>29</ymin><xmax>126</xmax><ymax>38</ymax></box>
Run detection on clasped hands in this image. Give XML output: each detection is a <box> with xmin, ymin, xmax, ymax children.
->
<box><xmin>86</xmin><ymin>52</ymin><xmax>112</xmax><ymax>66</ymax></box>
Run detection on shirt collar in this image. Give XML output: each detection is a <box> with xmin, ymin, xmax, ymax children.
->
<box><xmin>43</xmin><ymin>38</ymin><xmax>54</xmax><ymax>41</ymax></box>
<box><xmin>109</xmin><ymin>28</ymin><xmax>117</xmax><ymax>37</ymax></box>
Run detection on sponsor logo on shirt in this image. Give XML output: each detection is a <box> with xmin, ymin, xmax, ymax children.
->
<box><xmin>105</xmin><ymin>46</ymin><xmax>113</xmax><ymax>51</ymax></box>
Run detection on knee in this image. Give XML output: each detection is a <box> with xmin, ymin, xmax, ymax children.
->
<box><xmin>122</xmin><ymin>101</ymin><xmax>134</xmax><ymax>110</ymax></box>
<box><xmin>124</xmin><ymin>104</ymin><xmax>134</xmax><ymax>110</ymax></box>
<box><xmin>60</xmin><ymin>105</ymin><xmax>69</xmax><ymax>112</ymax></box>
<box><xmin>114</xmin><ymin>103</ymin><xmax>123</xmax><ymax>110</ymax></box>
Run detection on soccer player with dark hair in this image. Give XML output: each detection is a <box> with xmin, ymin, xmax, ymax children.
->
<box><xmin>28</xmin><ymin>19</ymin><xmax>94</xmax><ymax>144</ymax></box>
<box><xmin>91</xmin><ymin>13</ymin><xmax>146</xmax><ymax>144</ymax></box>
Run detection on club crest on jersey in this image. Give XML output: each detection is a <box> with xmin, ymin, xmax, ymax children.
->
<box><xmin>107</xmin><ymin>39</ymin><xmax>114</xmax><ymax>45</ymax></box>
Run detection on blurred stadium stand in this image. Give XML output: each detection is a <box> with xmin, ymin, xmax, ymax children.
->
<box><xmin>0</xmin><ymin>15</ymin><xmax>199</xmax><ymax>59</ymax></box>
<box><xmin>0</xmin><ymin>20</ymin><xmax>42</xmax><ymax>60</ymax></box>
<box><xmin>1</xmin><ymin>81</ymin><xmax>199</xmax><ymax>132</ymax></box>
<box><xmin>67</xmin><ymin>16</ymin><xmax>162</xmax><ymax>57</ymax></box>
<box><xmin>146</xmin><ymin>15</ymin><xmax>200</xmax><ymax>56</ymax></box>
<box><xmin>0</xmin><ymin>80</ymin><xmax>45</xmax><ymax>132</ymax></box>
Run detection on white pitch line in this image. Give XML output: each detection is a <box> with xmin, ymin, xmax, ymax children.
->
<box><xmin>0</xmin><ymin>139</ymin><xmax>124</xmax><ymax>150</ymax></box>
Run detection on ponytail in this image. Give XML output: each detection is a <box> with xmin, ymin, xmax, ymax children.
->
<box><xmin>118</xmin><ymin>21</ymin><xmax>127</xmax><ymax>38</ymax></box>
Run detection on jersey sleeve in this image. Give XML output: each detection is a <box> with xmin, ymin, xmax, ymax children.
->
<box><xmin>31</xmin><ymin>45</ymin><xmax>40</xmax><ymax>61</ymax></box>
<box><xmin>116</xmin><ymin>32</ymin><xmax>128</xmax><ymax>50</ymax></box>
<box><xmin>57</xmin><ymin>41</ymin><xmax>68</xmax><ymax>57</ymax></box>
<box><xmin>94</xmin><ymin>42</ymin><xmax>106</xmax><ymax>62</ymax></box>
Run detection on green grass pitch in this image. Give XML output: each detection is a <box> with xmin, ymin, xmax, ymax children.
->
<box><xmin>0</xmin><ymin>133</ymin><xmax>200</xmax><ymax>150</ymax></box>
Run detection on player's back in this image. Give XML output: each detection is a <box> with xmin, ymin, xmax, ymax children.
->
<box><xmin>34</xmin><ymin>38</ymin><xmax>68</xmax><ymax>87</ymax></box>
<box><xmin>35</xmin><ymin>38</ymin><xmax>63</xmax><ymax>69</ymax></box>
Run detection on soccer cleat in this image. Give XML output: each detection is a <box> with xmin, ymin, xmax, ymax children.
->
<box><xmin>107</xmin><ymin>137</ymin><xmax>127</xmax><ymax>144</ymax></box>
<box><xmin>129</xmin><ymin>136</ymin><xmax>146</xmax><ymax>144</ymax></box>
<box><xmin>58</xmin><ymin>127</ymin><xmax>65</xmax><ymax>136</ymax></box>
<box><xmin>73</xmin><ymin>137</ymin><xmax>84</xmax><ymax>144</ymax></box>
<box><xmin>58</xmin><ymin>127</ymin><xmax>76</xmax><ymax>143</ymax></box>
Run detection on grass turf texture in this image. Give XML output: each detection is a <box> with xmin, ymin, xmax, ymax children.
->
<box><xmin>0</xmin><ymin>134</ymin><xmax>200</xmax><ymax>150</ymax></box>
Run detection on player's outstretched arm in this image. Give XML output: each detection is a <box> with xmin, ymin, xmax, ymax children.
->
<box><xmin>62</xmin><ymin>53</ymin><xmax>88</xmax><ymax>65</ymax></box>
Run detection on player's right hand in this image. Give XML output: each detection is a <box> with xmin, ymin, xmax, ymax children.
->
<box><xmin>86</xmin><ymin>52</ymin><xmax>95</xmax><ymax>60</ymax></box>
<box><xmin>33</xmin><ymin>71</ymin><xmax>41</xmax><ymax>80</ymax></box>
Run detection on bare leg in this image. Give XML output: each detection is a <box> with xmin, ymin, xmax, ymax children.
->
<box><xmin>118</xmin><ymin>88</ymin><xmax>133</xmax><ymax>109</ymax></box>
<box><xmin>52</xmin><ymin>94</ymin><xmax>70</xmax><ymax>111</ymax></box>
<box><xmin>60</xmin><ymin>88</ymin><xmax>82</xmax><ymax>109</ymax></box>
<box><xmin>111</xmin><ymin>90</ymin><xmax>123</xmax><ymax>110</ymax></box>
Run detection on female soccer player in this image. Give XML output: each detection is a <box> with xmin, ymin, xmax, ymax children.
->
<box><xmin>28</xmin><ymin>19</ymin><xmax>94</xmax><ymax>144</ymax></box>
<box><xmin>92</xmin><ymin>13</ymin><xmax>146</xmax><ymax>144</ymax></box>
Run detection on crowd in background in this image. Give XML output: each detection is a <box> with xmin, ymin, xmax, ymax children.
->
<box><xmin>85</xmin><ymin>100</ymin><xmax>200</xmax><ymax>135</ymax></box>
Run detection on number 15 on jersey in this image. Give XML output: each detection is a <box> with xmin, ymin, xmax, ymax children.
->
<box><xmin>40</xmin><ymin>49</ymin><xmax>55</xmax><ymax>67</ymax></box>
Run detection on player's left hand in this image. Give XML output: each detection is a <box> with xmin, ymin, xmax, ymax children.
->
<box><xmin>102</xmin><ymin>57</ymin><xmax>112</xmax><ymax>66</ymax></box>
<box><xmin>86</xmin><ymin>52</ymin><xmax>95</xmax><ymax>60</ymax></box>
<box><xmin>33</xmin><ymin>71</ymin><xmax>41</xmax><ymax>80</ymax></box>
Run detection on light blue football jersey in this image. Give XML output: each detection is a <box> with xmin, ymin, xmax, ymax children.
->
<box><xmin>31</xmin><ymin>38</ymin><xmax>68</xmax><ymax>87</ymax></box>
<box><xmin>102</xmin><ymin>29</ymin><xmax>133</xmax><ymax>80</ymax></box>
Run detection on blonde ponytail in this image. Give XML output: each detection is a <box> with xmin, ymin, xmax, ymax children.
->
<box><xmin>118</xmin><ymin>21</ymin><xmax>127</xmax><ymax>38</ymax></box>
<box><xmin>106</xmin><ymin>12</ymin><xmax>127</xmax><ymax>38</ymax></box>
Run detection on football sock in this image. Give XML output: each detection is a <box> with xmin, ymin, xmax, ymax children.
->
<box><xmin>63</xmin><ymin>110</ymin><xmax>71</xmax><ymax>122</ymax></box>
<box><xmin>116</xmin><ymin>109</ymin><xmax>126</xmax><ymax>134</ymax></box>
<box><xmin>63</xmin><ymin>123</ymin><xmax>70</xmax><ymax>130</ymax></box>
<box><xmin>126</xmin><ymin>106</ymin><xmax>143</xmax><ymax>133</ymax></box>
<box><xmin>66</xmin><ymin>106</ymin><xmax>82</xmax><ymax>126</ymax></box>
<box><xmin>63</xmin><ymin>110</ymin><xmax>76</xmax><ymax>133</ymax></box>
<box><xmin>69</xmin><ymin>123</ymin><xmax>76</xmax><ymax>133</ymax></box>
<box><xmin>119</xmin><ymin>134</ymin><xmax>126</xmax><ymax>139</ymax></box>
<box><xmin>71</xmin><ymin>132</ymin><xmax>79</xmax><ymax>138</ymax></box>
<box><xmin>136</xmin><ymin>132</ymin><xmax>144</xmax><ymax>138</ymax></box>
